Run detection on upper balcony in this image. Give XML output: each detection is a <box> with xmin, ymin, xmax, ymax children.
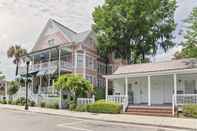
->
<box><xmin>18</xmin><ymin>60</ymin><xmax>73</xmax><ymax>75</ymax></box>
<box><xmin>18</xmin><ymin>45</ymin><xmax>74</xmax><ymax>76</ymax></box>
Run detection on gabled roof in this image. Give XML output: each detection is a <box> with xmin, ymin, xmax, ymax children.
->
<box><xmin>31</xmin><ymin>19</ymin><xmax>92</xmax><ymax>52</ymax></box>
<box><xmin>113</xmin><ymin>58</ymin><xmax>197</xmax><ymax>75</ymax></box>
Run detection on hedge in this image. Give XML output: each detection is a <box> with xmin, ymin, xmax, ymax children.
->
<box><xmin>183</xmin><ymin>104</ymin><xmax>197</xmax><ymax>118</ymax></box>
<box><xmin>87</xmin><ymin>100</ymin><xmax>122</xmax><ymax>114</ymax></box>
<box><xmin>75</xmin><ymin>104</ymin><xmax>88</xmax><ymax>112</ymax></box>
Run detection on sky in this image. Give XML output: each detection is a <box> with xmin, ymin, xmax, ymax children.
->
<box><xmin>0</xmin><ymin>0</ymin><xmax>197</xmax><ymax>80</ymax></box>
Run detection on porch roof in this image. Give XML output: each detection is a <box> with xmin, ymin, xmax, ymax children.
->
<box><xmin>105</xmin><ymin>58</ymin><xmax>197</xmax><ymax>79</ymax></box>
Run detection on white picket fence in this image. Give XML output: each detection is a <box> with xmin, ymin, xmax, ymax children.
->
<box><xmin>107</xmin><ymin>95</ymin><xmax>128</xmax><ymax>112</ymax></box>
<box><xmin>77</xmin><ymin>95</ymin><xmax>95</xmax><ymax>105</ymax></box>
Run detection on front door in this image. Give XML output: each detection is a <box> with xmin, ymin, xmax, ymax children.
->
<box><xmin>151</xmin><ymin>80</ymin><xmax>163</xmax><ymax>104</ymax></box>
<box><xmin>128</xmin><ymin>81</ymin><xmax>141</xmax><ymax>104</ymax></box>
<box><xmin>128</xmin><ymin>83</ymin><xmax>133</xmax><ymax>104</ymax></box>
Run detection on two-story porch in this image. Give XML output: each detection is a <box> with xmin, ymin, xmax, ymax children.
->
<box><xmin>18</xmin><ymin>44</ymin><xmax>74</xmax><ymax>96</ymax></box>
<box><xmin>104</xmin><ymin>59</ymin><xmax>197</xmax><ymax>116</ymax></box>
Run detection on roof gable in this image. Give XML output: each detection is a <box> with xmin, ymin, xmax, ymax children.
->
<box><xmin>31</xmin><ymin>19</ymin><xmax>94</xmax><ymax>52</ymax></box>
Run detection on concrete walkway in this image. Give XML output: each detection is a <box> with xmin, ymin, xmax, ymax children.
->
<box><xmin>0</xmin><ymin>104</ymin><xmax>196</xmax><ymax>130</ymax></box>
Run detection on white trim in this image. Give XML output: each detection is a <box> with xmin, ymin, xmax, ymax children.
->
<box><xmin>173</xmin><ymin>73</ymin><xmax>177</xmax><ymax>106</ymax></box>
<box><xmin>74</xmin><ymin>50</ymin><xmax>77</xmax><ymax>74</ymax></box>
<box><xmin>105</xmin><ymin>78</ymin><xmax>108</xmax><ymax>100</ymax></box>
<box><xmin>148</xmin><ymin>75</ymin><xmax>151</xmax><ymax>106</ymax></box>
<box><xmin>104</xmin><ymin>68</ymin><xmax>197</xmax><ymax>79</ymax></box>
<box><xmin>125</xmin><ymin>76</ymin><xmax>128</xmax><ymax>97</ymax></box>
<box><xmin>83</xmin><ymin>50</ymin><xmax>86</xmax><ymax>78</ymax></box>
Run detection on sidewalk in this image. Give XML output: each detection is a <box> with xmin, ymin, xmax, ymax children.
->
<box><xmin>0</xmin><ymin>104</ymin><xmax>196</xmax><ymax>130</ymax></box>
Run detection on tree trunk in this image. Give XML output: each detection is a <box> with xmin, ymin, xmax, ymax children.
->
<box><xmin>16</xmin><ymin>62</ymin><xmax>19</xmax><ymax>76</ymax></box>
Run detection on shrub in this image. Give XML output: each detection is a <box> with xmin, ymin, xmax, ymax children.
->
<box><xmin>40</xmin><ymin>102</ymin><xmax>46</xmax><ymax>108</ymax></box>
<box><xmin>30</xmin><ymin>101</ymin><xmax>35</xmax><ymax>107</ymax></box>
<box><xmin>87</xmin><ymin>100</ymin><xmax>122</xmax><ymax>114</ymax></box>
<box><xmin>69</xmin><ymin>101</ymin><xmax>76</xmax><ymax>111</ymax></box>
<box><xmin>11</xmin><ymin>100</ymin><xmax>17</xmax><ymax>105</ymax></box>
<box><xmin>1</xmin><ymin>99</ymin><xmax>7</xmax><ymax>104</ymax></box>
<box><xmin>183</xmin><ymin>104</ymin><xmax>197</xmax><ymax>118</ymax></box>
<box><xmin>8</xmin><ymin>99</ymin><xmax>12</xmax><ymax>104</ymax></box>
<box><xmin>75</xmin><ymin>104</ymin><xmax>88</xmax><ymax>112</ymax></box>
<box><xmin>14</xmin><ymin>97</ymin><xmax>35</xmax><ymax>106</ymax></box>
<box><xmin>46</xmin><ymin>102</ymin><xmax>59</xmax><ymax>109</ymax></box>
<box><xmin>95</xmin><ymin>87</ymin><xmax>105</xmax><ymax>100</ymax></box>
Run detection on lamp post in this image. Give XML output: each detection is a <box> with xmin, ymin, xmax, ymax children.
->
<box><xmin>25</xmin><ymin>57</ymin><xmax>31</xmax><ymax>110</ymax></box>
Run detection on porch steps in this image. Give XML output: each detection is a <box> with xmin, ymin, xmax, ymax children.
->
<box><xmin>126</xmin><ymin>106</ymin><xmax>174</xmax><ymax>117</ymax></box>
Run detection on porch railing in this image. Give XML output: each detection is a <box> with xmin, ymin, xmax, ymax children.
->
<box><xmin>176</xmin><ymin>94</ymin><xmax>197</xmax><ymax>105</ymax></box>
<box><xmin>77</xmin><ymin>95</ymin><xmax>95</xmax><ymax>105</ymax></box>
<box><xmin>107</xmin><ymin>95</ymin><xmax>128</xmax><ymax>112</ymax></box>
<box><xmin>18</xmin><ymin>60</ymin><xmax>73</xmax><ymax>74</ymax></box>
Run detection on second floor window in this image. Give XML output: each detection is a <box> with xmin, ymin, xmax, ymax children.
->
<box><xmin>86</xmin><ymin>55</ymin><xmax>93</xmax><ymax>70</ymax></box>
<box><xmin>77</xmin><ymin>54</ymin><xmax>83</xmax><ymax>68</ymax></box>
<box><xmin>48</xmin><ymin>39</ymin><xmax>55</xmax><ymax>47</ymax></box>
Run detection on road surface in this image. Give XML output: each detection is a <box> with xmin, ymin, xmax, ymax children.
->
<box><xmin>0</xmin><ymin>109</ymin><xmax>191</xmax><ymax>131</ymax></box>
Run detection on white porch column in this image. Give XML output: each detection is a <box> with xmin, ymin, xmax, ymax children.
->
<box><xmin>125</xmin><ymin>76</ymin><xmax>128</xmax><ymax>97</ymax></box>
<box><xmin>105</xmin><ymin>78</ymin><xmax>108</xmax><ymax>100</ymax></box>
<box><xmin>58</xmin><ymin>48</ymin><xmax>61</xmax><ymax>76</ymax></box>
<box><xmin>32</xmin><ymin>56</ymin><xmax>34</xmax><ymax>93</ymax></box>
<box><xmin>48</xmin><ymin>50</ymin><xmax>51</xmax><ymax>95</ymax></box>
<box><xmin>148</xmin><ymin>75</ymin><xmax>151</xmax><ymax>106</ymax></box>
<box><xmin>83</xmin><ymin>50</ymin><xmax>86</xmax><ymax>79</ymax></box>
<box><xmin>173</xmin><ymin>73</ymin><xmax>177</xmax><ymax>106</ymax></box>
<box><xmin>74</xmin><ymin>50</ymin><xmax>77</xmax><ymax>74</ymax></box>
<box><xmin>58</xmin><ymin>47</ymin><xmax>62</xmax><ymax>109</ymax></box>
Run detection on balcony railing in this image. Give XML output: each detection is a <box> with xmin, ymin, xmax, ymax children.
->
<box><xmin>18</xmin><ymin>60</ymin><xmax>73</xmax><ymax>75</ymax></box>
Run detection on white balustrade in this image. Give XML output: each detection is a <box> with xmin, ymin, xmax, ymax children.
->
<box><xmin>107</xmin><ymin>95</ymin><xmax>128</xmax><ymax>112</ymax></box>
<box><xmin>176</xmin><ymin>94</ymin><xmax>197</xmax><ymax>105</ymax></box>
<box><xmin>18</xmin><ymin>60</ymin><xmax>73</xmax><ymax>75</ymax></box>
<box><xmin>77</xmin><ymin>95</ymin><xmax>95</xmax><ymax>105</ymax></box>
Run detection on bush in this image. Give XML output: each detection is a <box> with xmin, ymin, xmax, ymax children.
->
<box><xmin>183</xmin><ymin>104</ymin><xmax>197</xmax><ymax>118</ymax></box>
<box><xmin>40</xmin><ymin>102</ymin><xmax>46</xmax><ymax>108</ymax></box>
<box><xmin>46</xmin><ymin>102</ymin><xmax>59</xmax><ymax>109</ymax></box>
<box><xmin>1</xmin><ymin>99</ymin><xmax>7</xmax><ymax>104</ymax></box>
<box><xmin>8</xmin><ymin>99</ymin><xmax>12</xmax><ymax>104</ymax></box>
<box><xmin>95</xmin><ymin>87</ymin><xmax>105</xmax><ymax>100</ymax></box>
<box><xmin>14</xmin><ymin>97</ymin><xmax>35</xmax><ymax>106</ymax></box>
<box><xmin>30</xmin><ymin>101</ymin><xmax>35</xmax><ymax>107</ymax></box>
<box><xmin>11</xmin><ymin>100</ymin><xmax>17</xmax><ymax>105</ymax></box>
<box><xmin>69</xmin><ymin>101</ymin><xmax>76</xmax><ymax>111</ymax></box>
<box><xmin>87</xmin><ymin>100</ymin><xmax>122</xmax><ymax>114</ymax></box>
<box><xmin>75</xmin><ymin>105</ymin><xmax>88</xmax><ymax>112</ymax></box>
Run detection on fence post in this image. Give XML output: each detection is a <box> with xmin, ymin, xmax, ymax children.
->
<box><xmin>92</xmin><ymin>95</ymin><xmax>95</xmax><ymax>103</ymax></box>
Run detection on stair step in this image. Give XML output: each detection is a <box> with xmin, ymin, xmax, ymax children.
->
<box><xmin>125</xmin><ymin>111</ymin><xmax>173</xmax><ymax>117</ymax></box>
<box><xmin>126</xmin><ymin>106</ymin><xmax>174</xmax><ymax>116</ymax></box>
<box><xmin>127</xmin><ymin>109</ymin><xmax>172</xmax><ymax>114</ymax></box>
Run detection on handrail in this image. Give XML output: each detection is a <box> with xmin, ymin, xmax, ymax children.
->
<box><xmin>107</xmin><ymin>95</ymin><xmax>128</xmax><ymax>112</ymax></box>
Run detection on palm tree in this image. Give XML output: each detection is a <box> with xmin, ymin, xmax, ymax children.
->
<box><xmin>7</xmin><ymin>45</ymin><xmax>27</xmax><ymax>76</ymax></box>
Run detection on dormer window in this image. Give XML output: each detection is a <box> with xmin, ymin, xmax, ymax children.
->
<box><xmin>48</xmin><ymin>39</ymin><xmax>55</xmax><ymax>47</ymax></box>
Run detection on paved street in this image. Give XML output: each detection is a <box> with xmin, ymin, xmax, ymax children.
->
<box><xmin>0</xmin><ymin>109</ymin><xmax>192</xmax><ymax>131</ymax></box>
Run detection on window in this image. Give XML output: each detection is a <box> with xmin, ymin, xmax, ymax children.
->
<box><xmin>48</xmin><ymin>39</ymin><xmax>55</xmax><ymax>47</ymax></box>
<box><xmin>86</xmin><ymin>55</ymin><xmax>94</xmax><ymax>70</ymax></box>
<box><xmin>98</xmin><ymin>62</ymin><xmax>106</xmax><ymax>74</ymax></box>
<box><xmin>86</xmin><ymin>75</ymin><xmax>93</xmax><ymax>83</ymax></box>
<box><xmin>107</xmin><ymin>65</ymin><xmax>113</xmax><ymax>74</ymax></box>
<box><xmin>97</xmin><ymin>78</ymin><xmax>105</xmax><ymax>88</ymax></box>
<box><xmin>93</xmin><ymin>59</ymin><xmax>97</xmax><ymax>71</ymax></box>
<box><xmin>77</xmin><ymin>54</ymin><xmax>83</xmax><ymax>68</ymax></box>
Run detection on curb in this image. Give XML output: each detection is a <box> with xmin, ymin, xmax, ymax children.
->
<box><xmin>0</xmin><ymin>106</ymin><xmax>196</xmax><ymax>130</ymax></box>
